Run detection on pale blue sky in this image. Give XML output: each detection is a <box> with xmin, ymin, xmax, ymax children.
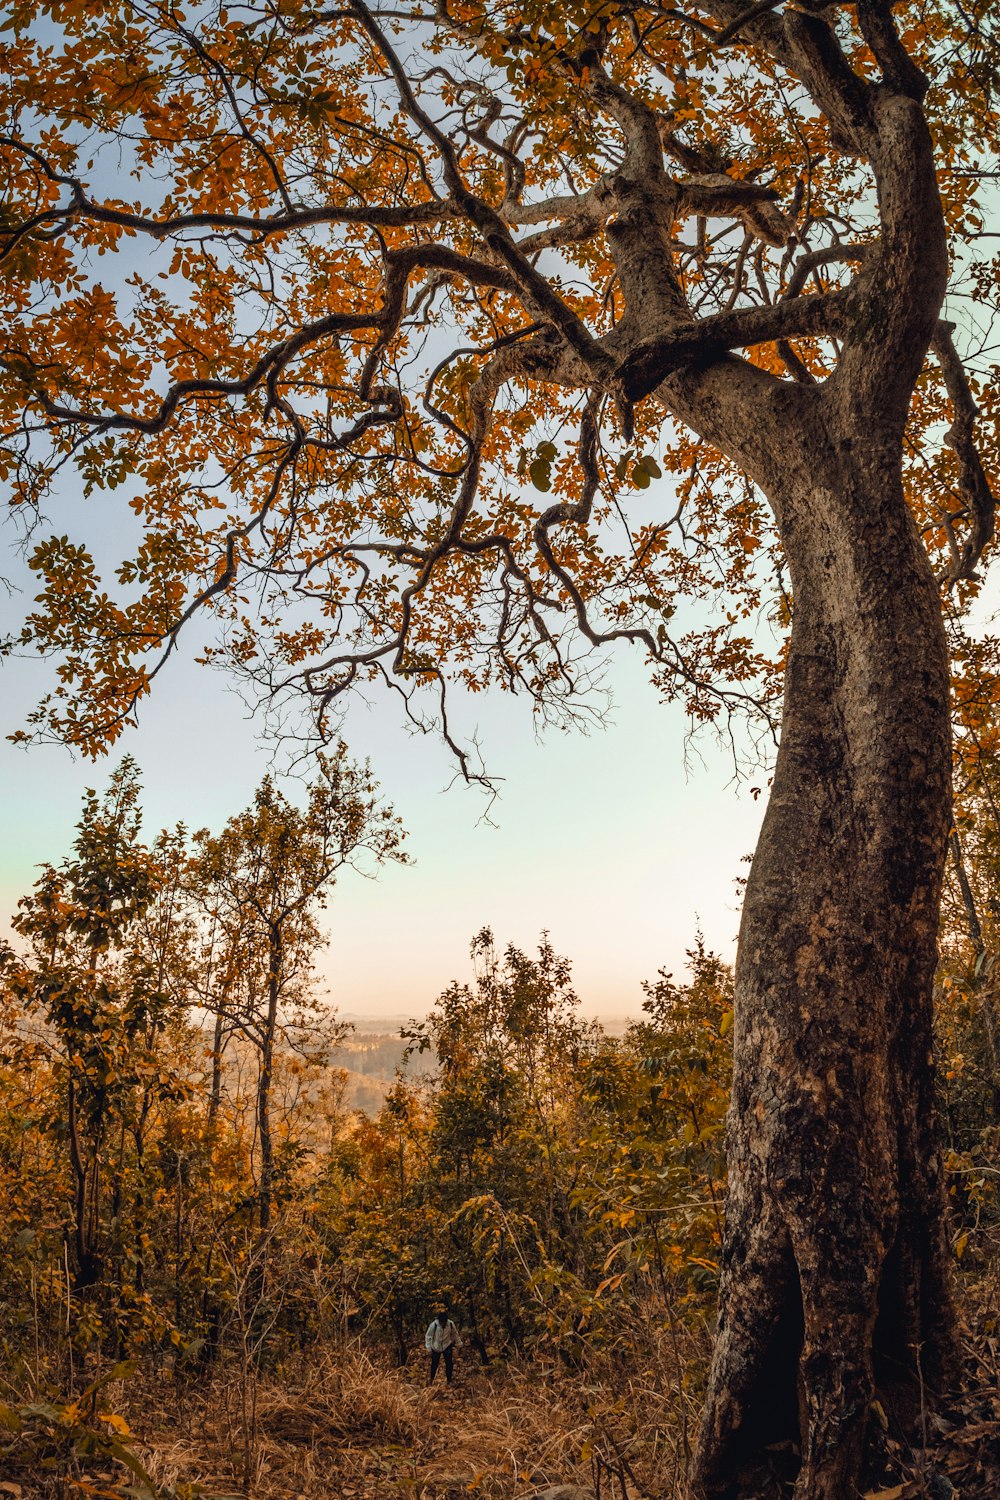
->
<box><xmin>0</xmin><ymin>550</ymin><xmax>767</xmax><ymax>1019</ymax></box>
<box><xmin>3</xmin><ymin>35</ymin><xmax>989</xmax><ymax>1025</ymax></box>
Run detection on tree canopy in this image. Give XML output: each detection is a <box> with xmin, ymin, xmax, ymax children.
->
<box><xmin>0</xmin><ymin>0</ymin><xmax>994</xmax><ymax>761</ymax></box>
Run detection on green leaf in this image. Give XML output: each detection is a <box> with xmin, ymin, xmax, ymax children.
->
<box><xmin>528</xmin><ymin>458</ymin><xmax>552</xmax><ymax>492</ymax></box>
<box><xmin>630</xmin><ymin>463</ymin><xmax>650</xmax><ymax>490</ymax></box>
<box><xmin>0</xmin><ymin>1400</ymin><xmax>23</xmax><ymax>1433</ymax></box>
<box><xmin>535</xmin><ymin>440</ymin><xmax>558</xmax><ymax>461</ymax></box>
<box><xmin>106</xmin><ymin>1432</ymin><xmax>158</xmax><ymax>1491</ymax></box>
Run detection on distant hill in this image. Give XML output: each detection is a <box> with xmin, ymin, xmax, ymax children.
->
<box><xmin>330</xmin><ymin>1026</ymin><xmax>427</xmax><ymax>1112</ymax></box>
<box><xmin>338</xmin><ymin>1012</ymin><xmax>422</xmax><ymax>1032</ymax></box>
<box><xmin>330</xmin><ymin>1012</ymin><xmax>639</xmax><ymax>1111</ymax></box>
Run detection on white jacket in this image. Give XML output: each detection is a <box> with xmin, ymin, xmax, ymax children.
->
<box><xmin>425</xmin><ymin>1317</ymin><xmax>461</xmax><ymax>1352</ymax></box>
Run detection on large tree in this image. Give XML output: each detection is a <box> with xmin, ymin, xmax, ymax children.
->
<box><xmin>1</xmin><ymin>2</ymin><xmax>998</xmax><ymax>1494</ymax></box>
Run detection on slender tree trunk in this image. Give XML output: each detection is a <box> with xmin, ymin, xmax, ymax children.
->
<box><xmin>67</xmin><ymin>1072</ymin><xmax>100</xmax><ymax>1291</ymax></box>
<box><xmin>948</xmin><ymin>832</ymin><xmax>1000</xmax><ymax>1112</ymax></box>
<box><xmin>132</xmin><ymin>1113</ymin><xmax>148</xmax><ymax>1299</ymax></box>
<box><xmin>208</xmin><ymin>1002</ymin><xmax>226</xmax><ymax>1128</ymax></box>
<box><xmin>950</xmin><ymin>831</ymin><xmax>985</xmax><ymax>956</ymax></box>
<box><xmin>691</xmin><ymin>416</ymin><xmax>959</xmax><ymax>1498</ymax></box>
<box><xmin>68</xmin><ymin>949</ymin><xmax>105</xmax><ymax>1292</ymax></box>
<box><xmin>257</xmin><ymin>922</ymin><xmax>281</xmax><ymax>1236</ymax></box>
<box><xmin>245</xmin><ymin>924</ymin><xmax>282</xmax><ymax>1354</ymax></box>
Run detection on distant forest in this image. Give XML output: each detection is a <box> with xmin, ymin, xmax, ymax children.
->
<box><xmin>330</xmin><ymin>1033</ymin><xmax>415</xmax><ymax>1113</ymax></box>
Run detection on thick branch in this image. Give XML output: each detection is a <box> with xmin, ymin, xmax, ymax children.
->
<box><xmin>0</xmin><ymin>136</ymin><xmax>458</xmax><ymax>263</ymax></box>
<box><xmin>855</xmin><ymin>0</ymin><xmax>929</xmax><ymax>100</ymax></box>
<box><xmin>618</xmin><ymin>289</ymin><xmax>847</xmax><ymax>401</ymax></box>
<box><xmin>933</xmin><ymin>321</ymin><xmax>997</xmax><ymax>583</ymax></box>
<box><xmin>657</xmin><ymin>120</ymin><xmax>794</xmax><ymax>247</ymax></box>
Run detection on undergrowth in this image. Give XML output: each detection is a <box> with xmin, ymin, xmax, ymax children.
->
<box><xmin>3</xmin><ymin>1282</ymin><xmax>1000</xmax><ymax>1500</ymax></box>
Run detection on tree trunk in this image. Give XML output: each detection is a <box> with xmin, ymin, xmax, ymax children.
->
<box><xmin>67</xmin><ymin>1072</ymin><xmax>101</xmax><ymax>1292</ymax></box>
<box><xmin>257</xmin><ymin>921</ymin><xmax>282</xmax><ymax>1236</ymax></box>
<box><xmin>208</xmin><ymin>1001</ymin><xmax>226</xmax><ymax>1128</ymax></box>
<box><xmin>691</xmin><ymin>411</ymin><xmax>959</xmax><ymax>1498</ymax></box>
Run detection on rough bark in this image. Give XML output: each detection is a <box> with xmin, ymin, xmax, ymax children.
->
<box><xmin>690</xmin><ymin>414</ymin><xmax>958</xmax><ymax>1499</ymax></box>
<box><xmin>632</xmin><ymin>76</ymin><xmax>965</xmax><ymax>1500</ymax></box>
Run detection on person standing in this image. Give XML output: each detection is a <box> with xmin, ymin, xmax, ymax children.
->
<box><xmin>424</xmin><ymin>1304</ymin><xmax>461</xmax><ymax>1385</ymax></box>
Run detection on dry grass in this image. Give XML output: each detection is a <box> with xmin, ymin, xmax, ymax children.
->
<box><xmin>5</xmin><ymin>1279</ymin><xmax>999</xmax><ymax>1500</ymax></box>
<box><xmin>0</xmin><ymin>1333</ymin><xmax>697</xmax><ymax>1500</ymax></box>
<box><xmin>130</xmin><ymin>1349</ymin><xmax>610</xmax><ymax>1500</ymax></box>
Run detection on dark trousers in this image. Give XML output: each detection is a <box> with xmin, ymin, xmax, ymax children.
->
<box><xmin>428</xmin><ymin>1346</ymin><xmax>453</xmax><ymax>1383</ymax></box>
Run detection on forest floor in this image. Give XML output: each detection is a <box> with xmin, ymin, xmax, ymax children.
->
<box><xmin>132</xmin><ymin>1349</ymin><xmax>649</xmax><ymax>1500</ymax></box>
<box><xmin>5</xmin><ymin>1287</ymin><xmax>1000</xmax><ymax>1500</ymax></box>
<box><xmin>111</xmin><ymin>1312</ymin><xmax>1000</xmax><ymax>1500</ymax></box>
<box><xmin>128</xmin><ymin>1304</ymin><xmax>1000</xmax><ymax>1500</ymax></box>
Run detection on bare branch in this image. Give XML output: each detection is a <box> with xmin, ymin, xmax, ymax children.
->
<box><xmin>0</xmin><ymin>135</ymin><xmax>458</xmax><ymax>259</ymax></box>
<box><xmin>783</xmin><ymin>242</ymin><xmax>872</xmax><ymax>299</ymax></box>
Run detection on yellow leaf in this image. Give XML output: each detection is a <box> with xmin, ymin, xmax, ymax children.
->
<box><xmin>862</xmin><ymin>1487</ymin><xmax>906</xmax><ymax>1499</ymax></box>
<box><xmin>99</xmin><ymin>1412</ymin><xmax>132</xmax><ymax>1436</ymax></box>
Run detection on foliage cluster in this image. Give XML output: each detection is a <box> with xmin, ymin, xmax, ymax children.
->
<box><xmin>0</xmin><ymin>754</ymin><xmax>997</xmax><ymax>1495</ymax></box>
<box><xmin>0</xmin><ymin>758</ymin><xmax>734</xmax><ymax>1492</ymax></box>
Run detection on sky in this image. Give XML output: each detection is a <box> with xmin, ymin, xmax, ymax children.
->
<box><xmin>0</xmin><ymin>539</ymin><xmax>768</xmax><ymax>1021</ymax></box>
<box><xmin>1</xmin><ymin>162</ymin><xmax>992</xmax><ymax>1035</ymax></box>
<box><xmin>0</xmin><ymin>65</ymin><xmax>770</xmax><ymax>1025</ymax></box>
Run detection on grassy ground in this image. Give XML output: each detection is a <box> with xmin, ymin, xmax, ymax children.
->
<box><xmin>3</xmin><ymin>1286</ymin><xmax>1000</xmax><ymax>1500</ymax></box>
<box><xmin>0</xmin><ymin>1337</ymin><xmax>696</xmax><ymax>1500</ymax></box>
<box><xmin>143</xmin><ymin>1353</ymin><xmax>597</xmax><ymax>1499</ymax></box>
